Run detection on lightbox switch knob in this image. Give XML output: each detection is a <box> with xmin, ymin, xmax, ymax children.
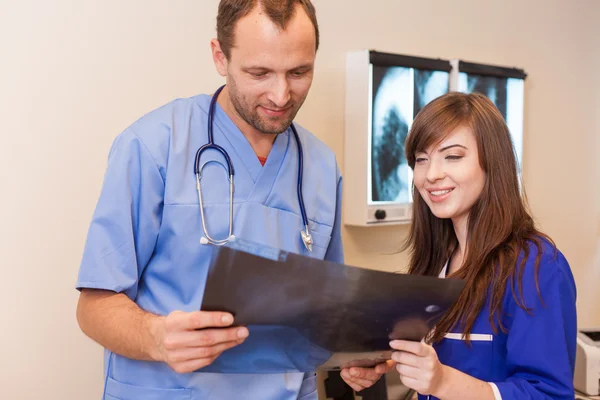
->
<box><xmin>374</xmin><ymin>209</ymin><xmax>387</xmax><ymax>220</ymax></box>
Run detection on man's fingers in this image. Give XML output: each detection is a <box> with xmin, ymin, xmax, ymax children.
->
<box><xmin>169</xmin><ymin>339</ymin><xmax>246</xmax><ymax>373</ymax></box>
<box><xmin>167</xmin><ymin>339</ymin><xmax>245</xmax><ymax>363</ymax></box>
<box><xmin>340</xmin><ymin>367</ymin><xmax>384</xmax><ymax>392</ymax></box>
<box><xmin>352</xmin><ymin>377</ymin><xmax>377</xmax><ymax>390</ymax></box>
<box><xmin>164</xmin><ymin>326</ymin><xmax>249</xmax><ymax>350</ymax></box>
<box><xmin>340</xmin><ymin>369</ymin><xmax>369</xmax><ymax>392</ymax></box>
<box><xmin>346</xmin><ymin>366</ymin><xmax>381</xmax><ymax>381</ymax></box>
<box><xmin>172</xmin><ymin>356</ymin><xmax>215</xmax><ymax>374</ymax></box>
<box><xmin>374</xmin><ymin>360</ymin><xmax>396</xmax><ymax>374</ymax></box>
<box><xmin>167</xmin><ymin>311</ymin><xmax>235</xmax><ymax>331</ymax></box>
<box><xmin>343</xmin><ymin>380</ymin><xmax>364</xmax><ymax>392</ymax></box>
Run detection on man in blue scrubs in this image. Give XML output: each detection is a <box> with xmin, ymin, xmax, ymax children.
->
<box><xmin>75</xmin><ymin>1</ymin><xmax>389</xmax><ymax>398</ymax></box>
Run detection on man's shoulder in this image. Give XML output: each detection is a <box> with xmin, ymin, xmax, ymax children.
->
<box><xmin>114</xmin><ymin>94</ymin><xmax>209</xmax><ymax>151</ymax></box>
<box><xmin>108</xmin><ymin>94</ymin><xmax>210</xmax><ymax>163</ymax></box>
<box><xmin>129</xmin><ymin>94</ymin><xmax>209</xmax><ymax>131</ymax></box>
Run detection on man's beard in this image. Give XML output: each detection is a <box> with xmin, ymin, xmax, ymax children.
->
<box><xmin>228</xmin><ymin>82</ymin><xmax>303</xmax><ymax>135</ymax></box>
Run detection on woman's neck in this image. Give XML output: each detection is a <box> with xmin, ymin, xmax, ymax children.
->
<box><xmin>450</xmin><ymin>214</ymin><xmax>469</xmax><ymax>274</ymax></box>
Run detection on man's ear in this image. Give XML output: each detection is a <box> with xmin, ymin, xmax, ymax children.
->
<box><xmin>211</xmin><ymin>39</ymin><xmax>228</xmax><ymax>77</ymax></box>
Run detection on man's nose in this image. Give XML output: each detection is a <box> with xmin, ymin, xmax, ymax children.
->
<box><xmin>267</xmin><ymin>77</ymin><xmax>291</xmax><ymax>108</ymax></box>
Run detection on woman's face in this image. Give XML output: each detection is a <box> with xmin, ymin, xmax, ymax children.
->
<box><xmin>412</xmin><ymin>125</ymin><xmax>486</xmax><ymax>227</ymax></box>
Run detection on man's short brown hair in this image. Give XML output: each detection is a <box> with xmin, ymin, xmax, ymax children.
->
<box><xmin>217</xmin><ymin>0</ymin><xmax>320</xmax><ymax>60</ymax></box>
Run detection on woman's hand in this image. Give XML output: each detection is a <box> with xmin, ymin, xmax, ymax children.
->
<box><xmin>390</xmin><ymin>340</ymin><xmax>447</xmax><ymax>397</ymax></box>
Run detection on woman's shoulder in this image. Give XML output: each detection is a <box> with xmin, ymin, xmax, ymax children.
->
<box><xmin>506</xmin><ymin>236</ymin><xmax>576</xmax><ymax>306</ymax></box>
<box><xmin>519</xmin><ymin>237</ymin><xmax>570</xmax><ymax>277</ymax></box>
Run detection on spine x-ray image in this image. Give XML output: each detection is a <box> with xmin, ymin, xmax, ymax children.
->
<box><xmin>370</xmin><ymin>66</ymin><xmax>449</xmax><ymax>203</ymax></box>
<box><xmin>458</xmin><ymin>73</ymin><xmax>525</xmax><ymax>170</ymax></box>
<box><xmin>461</xmin><ymin>74</ymin><xmax>508</xmax><ymax>119</ymax></box>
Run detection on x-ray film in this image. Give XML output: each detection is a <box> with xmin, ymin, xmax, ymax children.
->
<box><xmin>370</xmin><ymin>65</ymin><xmax>449</xmax><ymax>204</ymax></box>
<box><xmin>456</xmin><ymin>62</ymin><xmax>526</xmax><ymax>171</ymax></box>
<box><xmin>200</xmin><ymin>239</ymin><xmax>464</xmax><ymax>372</ymax></box>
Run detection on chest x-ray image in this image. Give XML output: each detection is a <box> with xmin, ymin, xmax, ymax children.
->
<box><xmin>371</xmin><ymin>66</ymin><xmax>449</xmax><ymax>203</ymax></box>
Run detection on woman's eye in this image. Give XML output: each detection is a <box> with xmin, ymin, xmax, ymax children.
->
<box><xmin>445</xmin><ymin>155</ymin><xmax>463</xmax><ymax>161</ymax></box>
<box><xmin>415</xmin><ymin>157</ymin><xmax>427</xmax><ymax>164</ymax></box>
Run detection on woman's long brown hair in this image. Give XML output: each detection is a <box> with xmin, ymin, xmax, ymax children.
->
<box><xmin>404</xmin><ymin>92</ymin><xmax>552</xmax><ymax>344</ymax></box>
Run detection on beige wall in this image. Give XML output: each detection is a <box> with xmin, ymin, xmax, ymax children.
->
<box><xmin>1</xmin><ymin>0</ymin><xmax>598</xmax><ymax>398</ymax></box>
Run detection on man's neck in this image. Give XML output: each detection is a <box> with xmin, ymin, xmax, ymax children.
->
<box><xmin>216</xmin><ymin>86</ymin><xmax>277</xmax><ymax>158</ymax></box>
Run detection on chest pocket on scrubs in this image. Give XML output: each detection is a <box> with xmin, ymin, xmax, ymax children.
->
<box><xmin>105</xmin><ymin>376</ymin><xmax>192</xmax><ymax>400</ymax></box>
<box><xmin>233</xmin><ymin>203</ymin><xmax>333</xmax><ymax>260</ymax></box>
<box><xmin>305</xmin><ymin>228</ymin><xmax>331</xmax><ymax>256</ymax></box>
<box><xmin>435</xmin><ymin>332</ymin><xmax>494</xmax><ymax>381</ymax></box>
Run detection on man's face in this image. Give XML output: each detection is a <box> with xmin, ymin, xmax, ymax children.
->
<box><xmin>214</xmin><ymin>5</ymin><xmax>316</xmax><ymax>135</ymax></box>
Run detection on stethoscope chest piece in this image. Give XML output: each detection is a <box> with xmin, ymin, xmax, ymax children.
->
<box><xmin>200</xmin><ymin>235</ymin><xmax>235</xmax><ymax>245</ymax></box>
<box><xmin>301</xmin><ymin>228</ymin><xmax>313</xmax><ymax>252</ymax></box>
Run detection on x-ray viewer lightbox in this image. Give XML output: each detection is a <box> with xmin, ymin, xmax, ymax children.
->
<box><xmin>344</xmin><ymin>50</ymin><xmax>527</xmax><ymax>226</ymax></box>
<box><xmin>344</xmin><ymin>50</ymin><xmax>451</xmax><ymax>225</ymax></box>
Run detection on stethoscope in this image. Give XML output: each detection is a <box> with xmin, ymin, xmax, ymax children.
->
<box><xmin>194</xmin><ymin>85</ymin><xmax>313</xmax><ymax>252</ymax></box>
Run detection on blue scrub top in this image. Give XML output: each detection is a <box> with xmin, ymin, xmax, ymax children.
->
<box><xmin>76</xmin><ymin>94</ymin><xmax>344</xmax><ymax>400</ymax></box>
<box><xmin>420</xmin><ymin>239</ymin><xmax>577</xmax><ymax>400</ymax></box>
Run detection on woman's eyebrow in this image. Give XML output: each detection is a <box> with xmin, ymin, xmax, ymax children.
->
<box><xmin>439</xmin><ymin>144</ymin><xmax>468</xmax><ymax>152</ymax></box>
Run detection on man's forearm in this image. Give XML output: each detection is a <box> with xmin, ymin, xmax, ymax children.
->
<box><xmin>76</xmin><ymin>289</ymin><xmax>165</xmax><ymax>362</ymax></box>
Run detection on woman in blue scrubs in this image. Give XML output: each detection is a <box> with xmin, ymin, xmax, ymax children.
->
<box><xmin>75</xmin><ymin>1</ymin><xmax>386</xmax><ymax>398</ymax></box>
<box><xmin>390</xmin><ymin>92</ymin><xmax>577</xmax><ymax>399</ymax></box>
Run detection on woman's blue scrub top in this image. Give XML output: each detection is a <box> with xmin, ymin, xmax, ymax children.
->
<box><xmin>420</xmin><ymin>240</ymin><xmax>577</xmax><ymax>400</ymax></box>
<box><xmin>76</xmin><ymin>94</ymin><xmax>344</xmax><ymax>400</ymax></box>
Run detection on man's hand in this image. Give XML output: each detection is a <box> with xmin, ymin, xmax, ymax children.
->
<box><xmin>151</xmin><ymin>310</ymin><xmax>248</xmax><ymax>373</ymax></box>
<box><xmin>339</xmin><ymin>360</ymin><xmax>396</xmax><ymax>392</ymax></box>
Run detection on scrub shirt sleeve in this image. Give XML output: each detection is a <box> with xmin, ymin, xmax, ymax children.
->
<box><xmin>324</xmin><ymin>174</ymin><xmax>344</xmax><ymax>264</ymax></box>
<box><xmin>492</xmin><ymin>250</ymin><xmax>577</xmax><ymax>400</ymax></box>
<box><xmin>76</xmin><ymin>129</ymin><xmax>165</xmax><ymax>300</ymax></box>
<box><xmin>297</xmin><ymin>372</ymin><xmax>318</xmax><ymax>400</ymax></box>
